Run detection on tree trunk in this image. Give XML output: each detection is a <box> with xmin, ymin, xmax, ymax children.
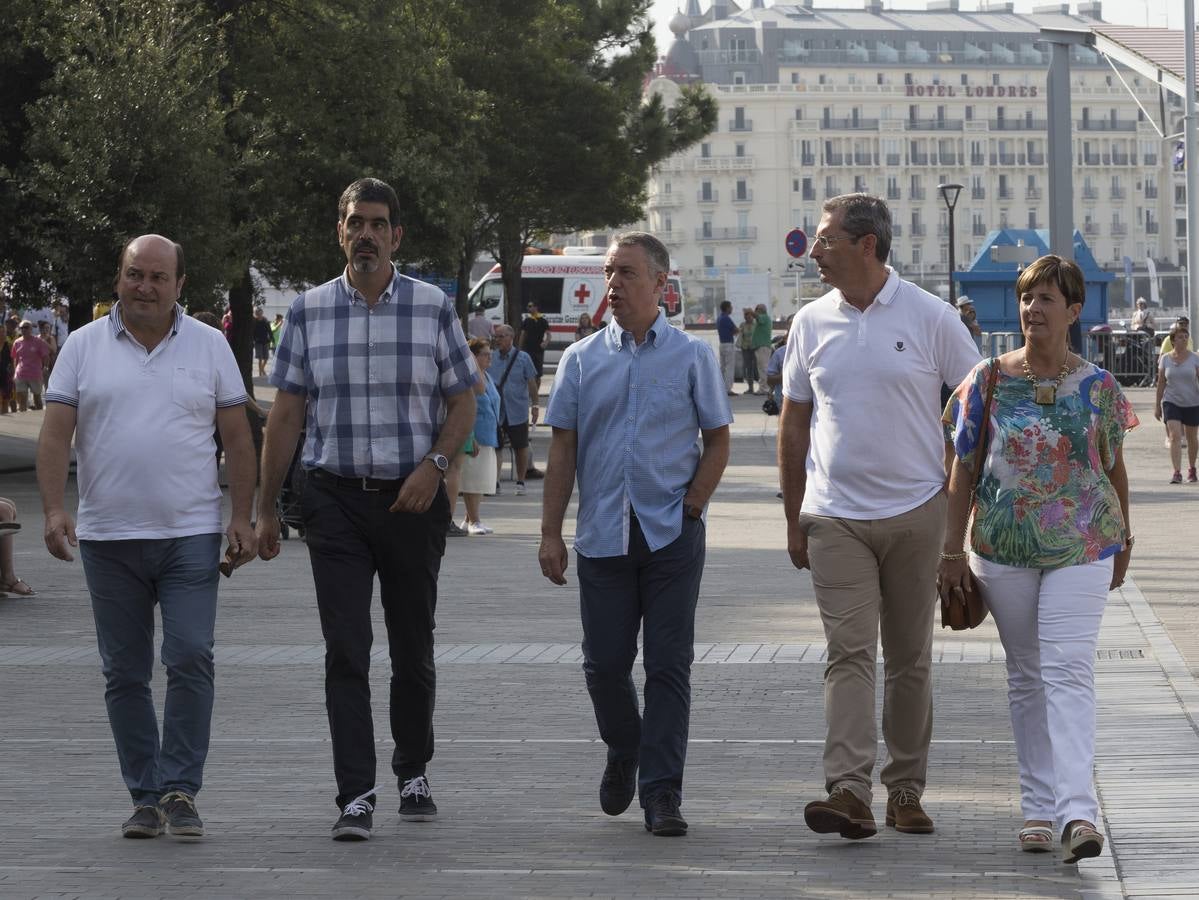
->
<box><xmin>227</xmin><ymin>264</ymin><xmax>255</xmax><ymax>396</ymax></box>
<box><xmin>495</xmin><ymin>222</ymin><xmax>525</xmax><ymax>330</ymax></box>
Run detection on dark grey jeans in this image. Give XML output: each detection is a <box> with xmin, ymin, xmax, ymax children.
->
<box><xmin>577</xmin><ymin>515</ymin><xmax>706</xmax><ymax>805</ymax></box>
<box><xmin>80</xmin><ymin>534</ymin><xmax>222</xmax><ymax>806</ymax></box>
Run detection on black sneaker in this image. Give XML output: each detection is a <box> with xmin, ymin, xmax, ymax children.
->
<box><xmin>643</xmin><ymin>791</ymin><xmax>688</xmax><ymax>836</ymax></box>
<box><xmin>524</xmin><ymin>466</ymin><xmax>545</xmax><ymax>480</ymax></box>
<box><xmin>159</xmin><ymin>791</ymin><xmax>204</xmax><ymax>838</ymax></box>
<box><xmin>121</xmin><ymin>804</ymin><xmax>165</xmax><ymax>839</ymax></box>
<box><xmin>399</xmin><ymin>775</ymin><xmax>438</xmax><ymax>822</ymax></box>
<box><xmin>599</xmin><ymin>757</ymin><xmax>638</xmax><ymax>816</ymax></box>
<box><xmin>332</xmin><ymin>789</ymin><xmax>377</xmax><ymax>841</ymax></box>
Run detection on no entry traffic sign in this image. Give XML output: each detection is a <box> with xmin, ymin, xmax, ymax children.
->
<box><xmin>785</xmin><ymin>228</ymin><xmax>807</xmax><ymax>258</ymax></box>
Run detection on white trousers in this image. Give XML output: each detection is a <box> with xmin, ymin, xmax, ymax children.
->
<box><xmin>718</xmin><ymin>342</ymin><xmax>736</xmax><ymax>392</ymax></box>
<box><xmin>971</xmin><ymin>555</ymin><xmax>1112</xmax><ymax>828</ymax></box>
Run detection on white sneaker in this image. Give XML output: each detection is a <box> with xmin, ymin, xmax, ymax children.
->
<box><xmin>474</xmin><ymin>521</ymin><xmax>494</xmax><ymax>534</ymax></box>
<box><xmin>466</xmin><ymin>521</ymin><xmax>490</xmax><ymax>536</ymax></box>
<box><xmin>515</xmin><ymin>481</ymin><xmax>526</xmax><ymax>496</ymax></box>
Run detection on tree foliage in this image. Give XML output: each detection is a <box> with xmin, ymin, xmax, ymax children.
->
<box><xmin>1</xmin><ymin>0</ymin><xmax>715</xmax><ymax>369</ymax></box>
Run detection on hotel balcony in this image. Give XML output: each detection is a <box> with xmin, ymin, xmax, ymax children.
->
<box><xmin>695</xmin><ymin>226</ymin><xmax>759</xmax><ymax>242</ymax></box>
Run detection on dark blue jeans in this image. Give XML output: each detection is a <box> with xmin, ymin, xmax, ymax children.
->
<box><xmin>80</xmin><ymin>534</ymin><xmax>222</xmax><ymax>806</ymax></box>
<box><xmin>577</xmin><ymin>515</ymin><xmax>705</xmax><ymax>805</ymax></box>
<box><xmin>301</xmin><ymin>476</ymin><xmax>449</xmax><ymax>809</ymax></box>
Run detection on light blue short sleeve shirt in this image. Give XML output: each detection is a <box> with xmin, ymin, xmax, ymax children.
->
<box><xmin>545</xmin><ymin>310</ymin><xmax>733</xmax><ymax>558</ymax></box>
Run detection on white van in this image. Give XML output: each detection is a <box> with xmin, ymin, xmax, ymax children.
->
<box><xmin>467</xmin><ymin>254</ymin><xmax>685</xmax><ymax>360</ymax></box>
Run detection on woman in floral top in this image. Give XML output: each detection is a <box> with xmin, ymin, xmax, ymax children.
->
<box><xmin>938</xmin><ymin>255</ymin><xmax>1136</xmax><ymax>865</ymax></box>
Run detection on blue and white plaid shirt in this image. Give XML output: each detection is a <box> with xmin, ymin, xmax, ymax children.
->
<box><xmin>271</xmin><ymin>267</ymin><xmax>478</xmax><ymax>479</ymax></box>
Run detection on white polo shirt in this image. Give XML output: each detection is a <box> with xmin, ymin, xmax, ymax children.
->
<box><xmin>782</xmin><ymin>268</ymin><xmax>980</xmax><ymax>520</ymax></box>
<box><xmin>45</xmin><ymin>305</ymin><xmax>247</xmax><ymax>540</ymax></box>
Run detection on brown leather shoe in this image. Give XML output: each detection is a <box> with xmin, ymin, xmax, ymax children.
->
<box><xmin>804</xmin><ymin>787</ymin><xmax>877</xmax><ymax>840</ymax></box>
<box><xmin>885</xmin><ymin>787</ymin><xmax>934</xmax><ymax>834</ymax></box>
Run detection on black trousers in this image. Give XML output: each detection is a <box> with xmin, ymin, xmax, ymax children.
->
<box><xmin>577</xmin><ymin>515</ymin><xmax>706</xmax><ymax>805</ymax></box>
<box><xmin>301</xmin><ymin>475</ymin><xmax>449</xmax><ymax>809</ymax></box>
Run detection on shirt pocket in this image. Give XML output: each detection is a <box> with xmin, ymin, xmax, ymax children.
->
<box><xmin>646</xmin><ymin>375</ymin><xmax>690</xmax><ymax>423</ymax></box>
<box><xmin>171</xmin><ymin>367</ymin><xmax>215</xmax><ymax>413</ymax></box>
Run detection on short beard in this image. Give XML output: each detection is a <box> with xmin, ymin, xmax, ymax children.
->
<box><xmin>351</xmin><ymin>258</ymin><xmax>380</xmax><ymax>274</ymax></box>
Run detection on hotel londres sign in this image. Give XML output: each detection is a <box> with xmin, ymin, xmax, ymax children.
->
<box><xmin>906</xmin><ymin>84</ymin><xmax>1039</xmax><ymax>97</ymax></box>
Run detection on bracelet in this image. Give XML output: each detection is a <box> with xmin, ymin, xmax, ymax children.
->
<box><xmin>939</xmin><ymin>550</ymin><xmax>969</xmax><ymax>561</ymax></box>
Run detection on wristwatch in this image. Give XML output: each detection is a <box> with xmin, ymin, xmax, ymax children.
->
<box><xmin>423</xmin><ymin>452</ymin><xmax>449</xmax><ymax>474</ymax></box>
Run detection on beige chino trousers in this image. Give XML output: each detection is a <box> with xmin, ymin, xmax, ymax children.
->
<box><xmin>799</xmin><ymin>491</ymin><xmax>945</xmax><ymax>805</ymax></box>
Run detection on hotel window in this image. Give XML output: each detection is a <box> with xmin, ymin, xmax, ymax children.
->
<box><xmin>735</xmin><ymin>143</ymin><xmax>746</xmax><ymax>158</ymax></box>
<box><xmin>703</xmin><ymin>250</ymin><xmax>715</xmax><ymax>268</ymax></box>
<box><xmin>701</xmin><ymin>143</ymin><xmax>711</xmax><ymax>158</ymax></box>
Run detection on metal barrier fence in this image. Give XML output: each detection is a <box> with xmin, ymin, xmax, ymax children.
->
<box><xmin>1084</xmin><ymin>331</ymin><xmax>1156</xmax><ymax>387</ymax></box>
<box><xmin>978</xmin><ymin>331</ymin><xmax>1156</xmax><ymax>387</ymax></box>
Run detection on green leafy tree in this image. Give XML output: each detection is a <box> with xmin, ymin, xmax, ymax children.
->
<box><xmin>17</xmin><ymin>0</ymin><xmax>235</xmax><ymax>320</ymax></box>
<box><xmin>449</xmin><ymin>0</ymin><xmax>717</xmax><ymax>327</ymax></box>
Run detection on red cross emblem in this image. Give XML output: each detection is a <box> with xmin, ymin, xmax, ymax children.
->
<box><xmin>662</xmin><ymin>282</ymin><xmax>681</xmax><ymax>315</ymax></box>
<box><xmin>573</xmin><ymin>282</ymin><xmax>591</xmax><ymax>305</ymax></box>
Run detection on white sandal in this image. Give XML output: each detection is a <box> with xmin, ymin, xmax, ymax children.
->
<box><xmin>1018</xmin><ymin>824</ymin><xmax>1054</xmax><ymax>853</ymax></box>
<box><xmin>1061</xmin><ymin>821</ymin><xmax>1104</xmax><ymax>864</ymax></box>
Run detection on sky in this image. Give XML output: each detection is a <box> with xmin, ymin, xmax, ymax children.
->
<box><xmin>647</xmin><ymin>0</ymin><xmax>1188</xmax><ymax>54</ymax></box>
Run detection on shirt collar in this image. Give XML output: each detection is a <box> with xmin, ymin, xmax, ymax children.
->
<box><xmin>109</xmin><ymin>302</ymin><xmax>184</xmax><ymax>338</ymax></box>
<box><xmin>606</xmin><ymin>309</ymin><xmax>670</xmax><ymax>352</ymax></box>
<box><xmin>340</xmin><ymin>264</ymin><xmax>401</xmax><ymax>305</ymax></box>
<box><xmin>835</xmin><ymin>266</ymin><xmax>900</xmax><ymax>309</ymax></box>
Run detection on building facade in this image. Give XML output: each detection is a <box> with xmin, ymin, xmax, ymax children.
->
<box><xmin>575</xmin><ymin>0</ymin><xmax>1187</xmax><ymax>320</ymax></box>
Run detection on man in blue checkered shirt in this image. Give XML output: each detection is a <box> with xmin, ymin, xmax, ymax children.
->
<box><xmin>255</xmin><ymin>178</ymin><xmax>477</xmax><ymax>842</ymax></box>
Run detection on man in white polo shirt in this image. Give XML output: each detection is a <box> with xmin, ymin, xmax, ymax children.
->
<box><xmin>36</xmin><ymin>234</ymin><xmax>258</xmax><ymax>841</ymax></box>
<box><xmin>779</xmin><ymin>194</ymin><xmax>979</xmax><ymax>841</ymax></box>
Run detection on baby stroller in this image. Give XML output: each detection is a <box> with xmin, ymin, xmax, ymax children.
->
<box><xmin>277</xmin><ymin>431</ymin><xmax>307</xmax><ymax>540</ymax></box>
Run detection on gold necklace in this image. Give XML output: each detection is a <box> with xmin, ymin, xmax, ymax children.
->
<box><xmin>1021</xmin><ymin>352</ymin><xmax>1073</xmax><ymax>406</ymax></box>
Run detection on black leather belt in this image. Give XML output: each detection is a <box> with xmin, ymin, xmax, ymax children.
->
<box><xmin>310</xmin><ymin>469</ymin><xmax>405</xmax><ymax>492</ymax></box>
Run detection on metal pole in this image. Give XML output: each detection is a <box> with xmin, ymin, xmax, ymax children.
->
<box><xmin>1186</xmin><ymin>0</ymin><xmax>1198</xmax><ymax>327</ymax></box>
<box><xmin>947</xmin><ymin>205</ymin><xmax>957</xmax><ymax>305</ymax></box>
<box><xmin>1047</xmin><ymin>40</ymin><xmax>1074</xmax><ymax>261</ymax></box>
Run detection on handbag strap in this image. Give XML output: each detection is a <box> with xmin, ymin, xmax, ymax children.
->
<box><xmin>969</xmin><ymin>360</ymin><xmax>1000</xmax><ymax>499</ymax></box>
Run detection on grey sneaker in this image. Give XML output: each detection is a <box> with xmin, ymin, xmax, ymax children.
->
<box><xmin>399</xmin><ymin>775</ymin><xmax>438</xmax><ymax>822</ymax></box>
<box><xmin>122</xmin><ymin>805</ymin><xmax>165</xmax><ymax>839</ymax></box>
<box><xmin>159</xmin><ymin>791</ymin><xmax>204</xmax><ymax>838</ymax></box>
<box><xmin>514</xmin><ymin>481</ymin><xmax>526</xmax><ymax>496</ymax></box>
<box><xmin>332</xmin><ymin>789</ymin><xmax>377</xmax><ymax>841</ymax></box>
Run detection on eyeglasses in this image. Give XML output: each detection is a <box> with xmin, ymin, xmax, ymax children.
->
<box><xmin>811</xmin><ymin>234</ymin><xmax>861</xmax><ymax>251</ymax></box>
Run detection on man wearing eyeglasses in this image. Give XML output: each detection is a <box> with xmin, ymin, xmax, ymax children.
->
<box><xmin>778</xmin><ymin>194</ymin><xmax>979</xmax><ymax>841</ymax></box>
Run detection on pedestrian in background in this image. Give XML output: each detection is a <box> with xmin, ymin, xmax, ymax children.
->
<box><xmin>1155</xmin><ymin>320</ymin><xmax>1199</xmax><ymax>484</ymax></box>
<box><xmin>252</xmin><ymin>307</ymin><xmax>272</xmax><ymax>377</ymax></box>
<box><xmin>715</xmin><ymin>300</ymin><xmax>737</xmax><ymax>396</ymax></box>
<box><xmin>751</xmin><ymin>302</ymin><xmax>773</xmax><ymax>390</ymax></box>
<box><xmin>256</xmin><ymin>177</ymin><xmax>476</xmax><ymax>842</ymax></box>
<box><xmin>37</xmin><ymin>233</ymin><xmax>257</xmax><ymax>840</ymax></box>
<box><xmin>489</xmin><ymin>324</ymin><xmax>539</xmax><ymax>495</ymax></box>
<box><xmin>780</xmin><ymin>193</ymin><xmax>979</xmax><ymax>841</ymax></box>
<box><xmin>0</xmin><ymin>497</ymin><xmax>32</xmax><ymax>596</ymax></box>
<box><xmin>12</xmin><ymin>320</ymin><xmax>50</xmax><ymax>411</ymax></box>
<box><xmin>460</xmin><ymin>337</ymin><xmax>501</xmax><ymax>535</ymax></box>
<box><xmin>939</xmin><ymin>254</ymin><xmax>1135</xmax><ymax>864</ymax></box>
<box><xmin>540</xmin><ymin>231</ymin><xmax>731</xmax><ymax>837</ymax></box>
<box><xmin>738</xmin><ymin>307</ymin><xmax>758</xmax><ymax>395</ymax></box>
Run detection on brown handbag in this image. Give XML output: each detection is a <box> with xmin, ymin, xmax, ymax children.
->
<box><xmin>940</xmin><ymin>362</ymin><xmax>998</xmax><ymax>631</ymax></box>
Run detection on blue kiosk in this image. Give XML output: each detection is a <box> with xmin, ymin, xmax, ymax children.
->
<box><xmin>954</xmin><ymin>229</ymin><xmax>1112</xmax><ymax>335</ymax></box>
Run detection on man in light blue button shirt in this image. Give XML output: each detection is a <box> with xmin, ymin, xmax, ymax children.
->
<box><xmin>540</xmin><ymin>232</ymin><xmax>732</xmax><ymax>837</ymax></box>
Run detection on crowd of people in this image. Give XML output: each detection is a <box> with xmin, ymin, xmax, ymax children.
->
<box><xmin>14</xmin><ymin>186</ymin><xmax>1150</xmax><ymax>868</ymax></box>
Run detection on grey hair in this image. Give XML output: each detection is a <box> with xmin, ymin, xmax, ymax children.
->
<box><xmin>822</xmin><ymin>193</ymin><xmax>892</xmax><ymax>263</ymax></box>
<box><xmin>610</xmin><ymin>231</ymin><xmax>670</xmax><ymax>276</ymax></box>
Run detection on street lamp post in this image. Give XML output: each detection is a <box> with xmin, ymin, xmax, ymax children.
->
<box><xmin>938</xmin><ymin>182</ymin><xmax>964</xmax><ymax>305</ymax></box>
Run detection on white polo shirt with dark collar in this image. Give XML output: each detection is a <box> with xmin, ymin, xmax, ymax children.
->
<box><xmin>782</xmin><ymin>268</ymin><xmax>980</xmax><ymax>521</ymax></box>
<box><xmin>45</xmin><ymin>303</ymin><xmax>247</xmax><ymax>540</ymax></box>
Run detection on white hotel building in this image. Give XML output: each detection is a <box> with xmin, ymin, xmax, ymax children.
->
<box><xmin>592</xmin><ymin>0</ymin><xmax>1188</xmax><ymax>319</ymax></box>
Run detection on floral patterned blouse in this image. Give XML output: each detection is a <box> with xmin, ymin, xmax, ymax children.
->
<box><xmin>943</xmin><ymin>358</ymin><xmax>1138</xmax><ymax>570</ymax></box>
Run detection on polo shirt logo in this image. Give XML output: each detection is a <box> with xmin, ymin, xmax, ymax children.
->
<box><xmin>894</xmin><ymin>341</ymin><xmax>906</xmax><ymax>352</ymax></box>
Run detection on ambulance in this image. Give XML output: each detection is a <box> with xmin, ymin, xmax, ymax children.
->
<box><xmin>467</xmin><ymin>253</ymin><xmax>686</xmax><ymax>361</ymax></box>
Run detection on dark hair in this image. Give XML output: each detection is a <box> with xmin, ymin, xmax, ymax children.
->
<box><xmin>1015</xmin><ymin>254</ymin><xmax>1085</xmax><ymax>309</ymax></box>
<box><xmin>610</xmin><ymin>231</ymin><xmax>670</xmax><ymax>277</ymax></box>
<box><xmin>113</xmin><ymin>235</ymin><xmax>185</xmax><ymax>289</ymax></box>
<box><xmin>1171</xmin><ymin>321</ymin><xmax>1190</xmax><ymax>337</ymax></box>
<box><xmin>338</xmin><ymin>178</ymin><xmax>401</xmax><ymax>227</ymax></box>
<box><xmin>720</xmin><ymin>300</ymin><xmax>733</xmax><ymax>313</ymax></box>
<box><xmin>822</xmin><ymin>193</ymin><xmax>892</xmax><ymax>263</ymax></box>
<box><xmin>468</xmin><ymin>337</ymin><xmax>491</xmax><ymax>356</ymax></box>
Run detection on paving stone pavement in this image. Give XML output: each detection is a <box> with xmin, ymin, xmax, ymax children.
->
<box><xmin>0</xmin><ymin>386</ymin><xmax>1193</xmax><ymax>899</ymax></box>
